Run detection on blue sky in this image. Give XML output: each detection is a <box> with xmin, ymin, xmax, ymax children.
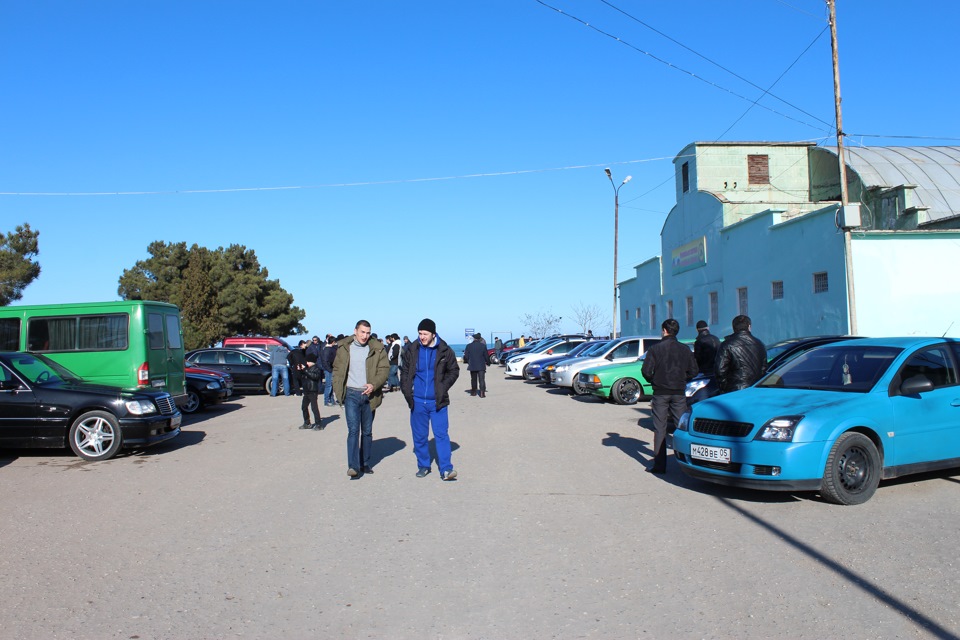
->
<box><xmin>3</xmin><ymin>1</ymin><xmax>958</xmax><ymax>343</ymax></box>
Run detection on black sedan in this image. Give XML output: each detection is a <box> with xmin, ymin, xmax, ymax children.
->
<box><xmin>182</xmin><ymin>371</ymin><xmax>230</xmax><ymax>414</ymax></box>
<box><xmin>0</xmin><ymin>352</ymin><xmax>181</xmax><ymax>461</ymax></box>
<box><xmin>185</xmin><ymin>348</ymin><xmax>279</xmax><ymax>394</ymax></box>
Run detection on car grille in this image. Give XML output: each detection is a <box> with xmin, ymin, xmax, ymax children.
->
<box><xmin>693</xmin><ymin>418</ymin><xmax>753</xmax><ymax>438</ymax></box>
<box><xmin>693</xmin><ymin>458</ymin><xmax>742</xmax><ymax>473</ymax></box>
<box><xmin>154</xmin><ymin>394</ymin><xmax>177</xmax><ymax>415</ymax></box>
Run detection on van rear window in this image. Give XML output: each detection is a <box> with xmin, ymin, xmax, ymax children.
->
<box><xmin>0</xmin><ymin>318</ymin><xmax>20</xmax><ymax>351</ymax></box>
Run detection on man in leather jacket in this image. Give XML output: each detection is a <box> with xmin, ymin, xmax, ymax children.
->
<box><xmin>715</xmin><ymin>315</ymin><xmax>767</xmax><ymax>393</ymax></box>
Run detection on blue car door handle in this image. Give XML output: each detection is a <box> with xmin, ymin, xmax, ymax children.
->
<box><xmin>952</xmin><ymin>399</ymin><xmax>960</xmax><ymax>407</ymax></box>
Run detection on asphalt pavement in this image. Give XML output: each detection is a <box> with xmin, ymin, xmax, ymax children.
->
<box><xmin>1</xmin><ymin>370</ymin><xmax>959</xmax><ymax>639</ymax></box>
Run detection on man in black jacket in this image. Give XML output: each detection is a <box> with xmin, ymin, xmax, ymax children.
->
<box><xmin>320</xmin><ymin>336</ymin><xmax>338</xmax><ymax>406</ymax></box>
<box><xmin>287</xmin><ymin>340</ymin><xmax>308</xmax><ymax>396</ymax></box>
<box><xmin>641</xmin><ymin>319</ymin><xmax>698</xmax><ymax>474</ymax></box>
<box><xmin>715</xmin><ymin>315</ymin><xmax>767</xmax><ymax>393</ymax></box>
<box><xmin>400</xmin><ymin>318</ymin><xmax>460</xmax><ymax>480</ymax></box>
<box><xmin>462</xmin><ymin>333</ymin><xmax>489</xmax><ymax>397</ymax></box>
<box><xmin>693</xmin><ymin>320</ymin><xmax>721</xmax><ymax>374</ymax></box>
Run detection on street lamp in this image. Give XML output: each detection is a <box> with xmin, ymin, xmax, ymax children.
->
<box><xmin>605</xmin><ymin>168</ymin><xmax>632</xmax><ymax>338</ymax></box>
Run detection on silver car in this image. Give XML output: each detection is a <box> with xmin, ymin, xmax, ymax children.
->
<box><xmin>551</xmin><ymin>336</ymin><xmax>663</xmax><ymax>394</ymax></box>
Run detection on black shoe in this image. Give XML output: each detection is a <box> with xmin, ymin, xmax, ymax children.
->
<box><xmin>470</xmin><ymin>390</ymin><xmax>476</xmax><ymax>396</ymax></box>
<box><xmin>312</xmin><ymin>424</ymin><xmax>322</xmax><ymax>431</ymax></box>
<box><xmin>299</xmin><ymin>423</ymin><xmax>311</xmax><ymax>429</ymax></box>
<box><xmin>478</xmin><ymin>391</ymin><xmax>486</xmax><ymax>398</ymax></box>
<box><xmin>646</xmin><ymin>467</ymin><xmax>666</xmax><ymax>474</ymax></box>
<box><xmin>362</xmin><ymin>466</ymin><xmax>374</xmax><ymax>475</ymax></box>
<box><xmin>416</xmin><ymin>467</ymin><xmax>431</xmax><ymax>478</ymax></box>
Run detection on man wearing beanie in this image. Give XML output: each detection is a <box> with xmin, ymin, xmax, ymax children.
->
<box><xmin>332</xmin><ymin>319</ymin><xmax>389</xmax><ymax>479</ymax></box>
<box><xmin>400</xmin><ymin>318</ymin><xmax>460</xmax><ymax>480</ymax></box>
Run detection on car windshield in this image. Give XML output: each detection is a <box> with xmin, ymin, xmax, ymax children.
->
<box><xmin>530</xmin><ymin>339</ymin><xmax>563</xmax><ymax>354</ymax></box>
<box><xmin>7</xmin><ymin>353</ymin><xmax>83</xmax><ymax>386</ymax></box>
<box><xmin>565</xmin><ymin>342</ymin><xmax>594</xmax><ymax>357</ymax></box>
<box><xmin>757</xmin><ymin>345</ymin><xmax>901</xmax><ymax>392</ymax></box>
<box><xmin>579</xmin><ymin>341</ymin><xmax>611</xmax><ymax>357</ymax></box>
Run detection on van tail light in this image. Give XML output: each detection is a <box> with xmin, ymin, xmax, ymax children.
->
<box><xmin>137</xmin><ymin>362</ymin><xmax>149</xmax><ymax>385</ymax></box>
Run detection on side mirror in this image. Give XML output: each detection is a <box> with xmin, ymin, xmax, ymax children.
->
<box><xmin>546</xmin><ymin>349</ymin><xmax>553</xmax><ymax>355</ymax></box>
<box><xmin>900</xmin><ymin>375</ymin><xmax>934</xmax><ymax>396</ymax></box>
<box><xmin>606</xmin><ymin>353</ymin><xmax>614</xmax><ymax>361</ymax></box>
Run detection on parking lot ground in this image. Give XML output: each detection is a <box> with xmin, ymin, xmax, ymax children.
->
<box><xmin>2</xmin><ymin>371</ymin><xmax>960</xmax><ymax>639</ymax></box>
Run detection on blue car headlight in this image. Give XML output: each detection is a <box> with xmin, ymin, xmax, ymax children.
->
<box><xmin>755</xmin><ymin>416</ymin><xmax>804</xmax><ymax>442</ymax></box>
<box><xmin>677</xmin><ymin>411</ymin><xmax>691</xmax><ymax>432</ymax></box>
<box><xmin>205</xmin><ymin>381</ymin><xmax>222</xmax><ymax>390</ymax></box>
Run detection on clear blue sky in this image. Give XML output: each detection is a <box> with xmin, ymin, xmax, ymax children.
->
<box><xmin>3</xmin><ymin>1</ymin><xmax>957</xmax><ymax>343</ymax></box>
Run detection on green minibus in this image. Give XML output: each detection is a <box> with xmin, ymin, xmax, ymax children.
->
<box><xmin>0</xmin><ymin>300</ymin><xmax>186</xmax><ymax>405</ymax></box>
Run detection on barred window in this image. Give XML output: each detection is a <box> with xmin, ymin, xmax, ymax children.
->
<box><xmin>682</xmin><ymin>162</ymin><xmax>690</xmax><ymax>192</ymax></box>
<box><xmin>737</xmin><ymin>287</ymin><xmax>749</xmax><ymax>315</ymax></box>
<box><xmin>709</xmin><ymin>292</ymin><xmax>718</xmax><ymax>325</ymax></box>
<box><xmin>666</xmin><ymin>300</ymin><xmax>674</xmax><ymax>320</ymax></box>
<box><xmin>772</xmin><ymin>280</ymin><xmax>784</xmax><ymax>300</ymax></box>
<box><xmin>813</xmin><ymin>272</ymin><xmax>829</xmax><ymax>294</ymax></box>
<box><xmin>686</xmin><ymin>297</ymin><xmax>694</xmax><ymax>326</ymax></box>
<box><xmin>649</xmin><ymin>305</ymin><xmax>657</xmax><ymax>330</ymax></box>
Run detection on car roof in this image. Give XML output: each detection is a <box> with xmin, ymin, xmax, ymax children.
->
<box><xmin>817</xmin><ymin>337</ymin><xmax>956</xmax><ymax>349</ymax></box>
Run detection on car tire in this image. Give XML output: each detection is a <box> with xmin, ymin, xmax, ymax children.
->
<box><xmin>68</xmin><ymin>410</ymin><xmax>123</xmax><ymax>461</ymax></box>
<box><xmin>611</xmin><ymin>378</ymin><xmax>643</xmax><ymax>405</ymax></box>
<box><xmin>571</xmin><ymin>377</ymin><xmax>587</xmax><ymax>396</ymax></box>
<box><xmin>264</xmin><ymin>376</ymin><xmax>285</xmax><ymax>394</ymax></box>
<box><xmin>522</xmin><ymin>364</ymin><xmax>536</xmax><ymax>381</ymax></box>
<box><xmin>490</xmin><ymin>354</ymin><xmax>499</xmax><ymax>365</ymax></box>
<box><xmin>821</xmin><ymin>432</ymin><xmax>881</xmax><ymax>505</ymax></box>
<box><xmin>182</xmin><ymin>389</ymin><xmax>202</xmax><ymax>414</ymax></box>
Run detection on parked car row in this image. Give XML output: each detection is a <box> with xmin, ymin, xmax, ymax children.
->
<box><xmin>504</xmin><ymin>333</ymin><xmax>960</xmax><ymax>505</ymax></box>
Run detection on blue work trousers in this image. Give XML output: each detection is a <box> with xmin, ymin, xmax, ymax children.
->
<box><xmin>323</xmin><ymin>370</ymin><xmax>334</xmax><ymax>405</ymax></box>
<box><xmin>344</xmin><ymin>388</ymin><xmax>374</xmax><ymax>471</ymax></box>
<box><xmin>410</xmin><ymin>399</ymin><xmax>452</xmax><ymax>473</ymax></box>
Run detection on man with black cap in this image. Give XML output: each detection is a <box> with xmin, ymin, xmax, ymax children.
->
<box><xmin>694</xmin><ymin>320</ymin><xmax>721</xmax><ymax>375</ymax></box>
<box><xmin>462</xmin><ymin>332</ymin><xmax>490</xmax><ymax>397</ymax></box>
<box><xmin>400</xmin><ymin>318</ymin><xmax>460</xmax><ymax>480</ymax></box>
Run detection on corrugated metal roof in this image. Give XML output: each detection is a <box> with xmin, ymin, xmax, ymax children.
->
<box><xmin>824</xmin><ymin>145</ymin><xmax>960</xmax><ymax>223</ymax></box>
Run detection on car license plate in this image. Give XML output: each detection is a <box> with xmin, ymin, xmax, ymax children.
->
<box><xmin>170</xmin><ymin>414</ymin><xmax>182</xmax><ymax>428</ymax></box>
<box><xmin>690</xmin><ymin>443</ymin><xmax>731</xmax><ymax>464</ymax></box>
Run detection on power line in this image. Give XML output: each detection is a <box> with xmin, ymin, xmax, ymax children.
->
<box><xmin>597</xmin><ymin>0</ymin><xmax>834</xmax><ymax>129</ymax></box>
<box><xmin>533</xmin><ymin>0</ymin><xmax>834</xmax><ymax>134</ymax></box>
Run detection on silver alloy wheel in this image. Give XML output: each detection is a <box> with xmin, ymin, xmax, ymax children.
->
<box><xmin>69</xmin><ymin>411</ymin><xmax>122</xmax><ymax>461</ymax></box>
<box><xmin>182</xmin><ymin>389</ymin><xmax>201</xmax><ymax>414</ymax></box>
<box><xmin>612</xmin><ymin>378</ymin><xmax>642</xmax><ymax>405</ymax></box>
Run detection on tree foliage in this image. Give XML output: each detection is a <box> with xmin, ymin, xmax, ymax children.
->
<box><xmin>0</xmin><ymin>223</ymin><xmax>41</xmax><ymax>306</ymax></box>
<box><xmin>519</xmin><ymin>310</ymin><xmax>562</xmax><ymax>338</ymax></box>
<box><xmin>118</xmin><ymin>241</ymin><xmax>306</xmax><ymax>349</ymax></box>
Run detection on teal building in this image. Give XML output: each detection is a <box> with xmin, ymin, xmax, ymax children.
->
<box><xmin>618</xmin><ymin>142</ymin><xmax>960</xmax><ymax>343</ymax></box>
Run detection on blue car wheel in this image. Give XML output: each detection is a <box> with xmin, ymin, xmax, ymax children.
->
<box><xmin>821</xmin><ymin>432</ymin><xmax>881</xmax><ymax>505</ymax></box>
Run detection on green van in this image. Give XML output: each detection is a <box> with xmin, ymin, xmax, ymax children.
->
<box><xmin>0</xmin><ymin>300</ymin><xmax>186</xmax><ymax>405</ymax></box>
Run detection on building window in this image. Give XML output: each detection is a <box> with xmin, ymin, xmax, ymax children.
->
<box><xmin>681</xmin><ymin>162</ymin><xmax>690</xmax><ymax>193</ymax></box>
<box><xmin>666</xmin><ymin>300</ymin><xmax>674</xmax><ymax>320</ymax></box>
<box><xmin>649</xmin><ymin>305</ymin><xmax>657</xmax><ymax>330</ymax></box>
<box><xmin>772</xmin><ymin>280</ymin><xmax>784</xmax><ymax>300</ymax></box>
<box><xmin>709</xmin><ymin>292</ymin><xmax>718</xmax><ymax>325</ymax></box>
<box><xmin>747</xmin><ymin>154</ymin><xmax>769</xmax><ymax>184</ymax></box>
<box><xmin>737</xmin><ymin>287</ymin><xmax>748</xmax><ymax>315</ymax></box>
<box><xmin>685</xmin><ymin>297</ymin><xmax>694</xmax><ymax>326</ymax></box>
<box><xmin>625</xmin><ymin>309</ymin><xmax>629</xmax><ymax>325</ymax></box>
<box><xmin>814</xmin><ymin>272</ymin><xmax>829</xmax><ymax>294</ymax></box>
<box><xmin>635</xmin><ymin>308</ymin><xmax>640</xmax><ymax>320</ymax></box>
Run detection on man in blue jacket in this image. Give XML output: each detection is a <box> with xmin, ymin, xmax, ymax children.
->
<box><xmin>400</xmin><ymin>318</ymin><xmax>460</xmax><ymax>480</ymax></box>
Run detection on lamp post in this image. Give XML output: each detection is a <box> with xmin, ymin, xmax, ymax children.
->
<box><xmin>605</xmin><ymin>168</ymin><xmax>632</xmax><ymax>339</ymax></box>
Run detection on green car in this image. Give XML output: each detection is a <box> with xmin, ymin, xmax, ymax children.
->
<box><xmin>578</xmin><ymin>358</ymin><xmax>651</xmax><ymax>405</ymax></box>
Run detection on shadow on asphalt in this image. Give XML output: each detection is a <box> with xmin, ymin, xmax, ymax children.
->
<box><xmin>371</xmin><ymin>436</ymin><xmax>407</xmax><ymax>466</ymax></box>
<box><xmin>134</xmin><ymin>429</ymin><xmax>207</xmax><ymax>457</ymax></box>
<box><xmin>181</xmin><ymin>400</ymin><xmax>243</xmax><ymax>427</ymax></box>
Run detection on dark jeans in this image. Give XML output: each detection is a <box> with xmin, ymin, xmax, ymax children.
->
<box><xmin>388</xmin><ymin>364</ymin><xmax>400</xmax><ymax>388</ymax></box>
<box><xmin>289</xmin><ymin>368</ymin><xmax>304</xmax><ymax>395</ymax></box>
<box><xmin>344</xmin><ymin>388</ymin><xmax>374</xmax><ymax>471</ymax></box>
<box><xmin>301</xmin><ymin>391</ymin><xmax>320</xmax><ymax>424</ymax></box>
<box><xmin>650</xmin><ymin>394</ymin><xmax>687</xmax><ymax>471</ymax></box>
<box><xmin>470</xmin><ymin>370</ymin><xmax>486</xmax><ymax>394</ymax></box>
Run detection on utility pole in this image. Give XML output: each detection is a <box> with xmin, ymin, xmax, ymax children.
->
<box><xmin>828</xmin><ymin>0</ymin><xmax>858</xmax><ymax>334</ymax></box>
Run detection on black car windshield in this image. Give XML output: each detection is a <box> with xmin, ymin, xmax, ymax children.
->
<box><xmin>757</xmin><ymin>345</ymin><xmax>901</xmax><ymax>392</ymax></box>
<box><xmin>8</xmin><ymin>353</ymin><xmax>83</xmax><ymax>386</ymax></box>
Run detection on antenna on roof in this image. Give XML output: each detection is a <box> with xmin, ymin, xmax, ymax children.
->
<box><xmin>943</xmin><ymin>322</ymin><xmax>954</xmax><ymax>337</ymax></box>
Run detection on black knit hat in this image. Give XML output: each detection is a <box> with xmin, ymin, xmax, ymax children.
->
<box><xmin>418</xmin><ymin>318</ymin><xmax>437</xmax><ymax>334</ymax></box>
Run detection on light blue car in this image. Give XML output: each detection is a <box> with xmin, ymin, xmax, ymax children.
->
<box><xmin>673</xmin><ymin>337</ymin><xmax>960</xmax><ymax>505</ymax></box>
